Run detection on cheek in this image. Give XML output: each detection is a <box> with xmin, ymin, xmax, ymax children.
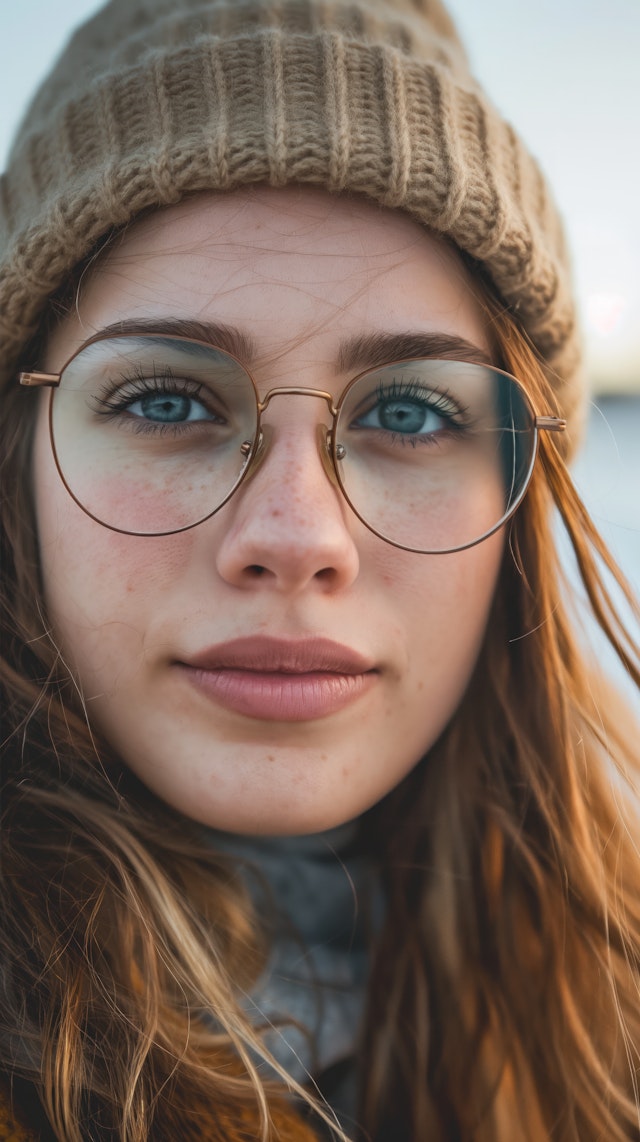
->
<box><xmin>386</xmin><ymin>535</ymin><xmax>502</xmax><ymax>720</ymax></box>
<box><xmin>33</xmin><ymin>407</ymin><xmax>195</xmax><ymax>679</ymax></box>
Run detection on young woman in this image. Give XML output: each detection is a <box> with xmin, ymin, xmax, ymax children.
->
<box><xmin>1</xmin><ymin>1</ymin><xmax>638</xmax><ymax>1139</ymax></box>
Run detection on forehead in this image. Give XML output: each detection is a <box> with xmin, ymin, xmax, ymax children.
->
<box><xmin>46</xmin><ymin>186</ymin><xmax>491</xmax><ymax>371</ymax></box>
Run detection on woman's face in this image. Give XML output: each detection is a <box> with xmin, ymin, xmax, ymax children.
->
<box><xmin>33</xmin><ymin>187</ymin><xmax>503</xmax><ymax>835</ymax></box>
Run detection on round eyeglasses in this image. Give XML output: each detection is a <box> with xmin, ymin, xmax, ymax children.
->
<box><xmin>21</xmin><ymin>332</ymin><xmax>565</xmax><ymax>554</ymax></box>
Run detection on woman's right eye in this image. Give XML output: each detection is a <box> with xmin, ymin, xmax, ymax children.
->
<box><xmin>125</xmin><ymin>390</ymin><xmax>218</xmax><ymax>424</ymax></box>
<box><xmin>90</xmin><ymin>371</ymin><xmax>227</xmax><ymax>428</ymax></box>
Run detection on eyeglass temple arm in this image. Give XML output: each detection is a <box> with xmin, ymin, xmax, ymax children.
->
<box><xmin>19</xmin><ymin>371</ymin><xmax>60</xmax><ymax>387</ymax></box>
<box><xmin>535</xmin><ymin>416</ymin><xmax>566</xmax><ymax>432</ymax></box>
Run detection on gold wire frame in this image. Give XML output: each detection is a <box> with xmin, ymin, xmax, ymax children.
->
<box><xmin>20</xmin><ymin>331</ymin><xmax>566</xmax><ymax>552</ymax></box>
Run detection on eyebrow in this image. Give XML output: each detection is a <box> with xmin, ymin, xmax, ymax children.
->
<box><xmin>337</xmin><ymin>331</ymin><xmax>493</xmax><ymax>372</ymax></box>
<box><xmin>88</xmin><ymin>319</ymin><xmax>257</xmax><ymax>362</ymax></box>
<box><xmin>86</xmin><ymin>318</ymin><xmax>493</xmax><ymax>372</ymax></box>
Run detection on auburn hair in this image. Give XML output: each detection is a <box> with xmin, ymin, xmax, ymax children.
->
<box><xmin>0</xmin><ymin>269</ymin><xmax>639</xmax><ymax>1141</ymax></box>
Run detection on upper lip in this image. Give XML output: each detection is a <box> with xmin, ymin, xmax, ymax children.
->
<box><xmin>180</xmin><ymin>636</ymin><xmax>377</xmax><ymax>674</ymax></box>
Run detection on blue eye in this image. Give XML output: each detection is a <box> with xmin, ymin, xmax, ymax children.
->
<box><xmin>128</xmin><ymin>391</ymin><xmax>214</xmax><ymax>423</ymax></box>
<box><xmin>351</xmin><ymin>377</ymin><xmax>464</xmax><ymax>441</ymax></box>
<box><xmin>359</xmin><ymin>396</ymin><xmax>446</xmax><ymax>436</ymax></box>
<box><xmin>90</xmin><ymin>367</ymin><xmax>227</xmax><ymax>432</ymax></box>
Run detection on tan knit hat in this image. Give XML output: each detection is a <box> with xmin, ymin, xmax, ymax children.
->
<box><xmin>0</xmin><ymin>0</ymin><xmax>583</xmax><ymax>450</ymax></box>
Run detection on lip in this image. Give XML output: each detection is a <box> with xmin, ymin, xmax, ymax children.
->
<box><xmin>177</xmin><ymin>636</ymin><xmax>378</xmax><ymax>721</ymax></box>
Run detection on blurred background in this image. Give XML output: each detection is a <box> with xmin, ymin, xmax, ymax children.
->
<box><xmin>1</xmin><ymin>1</ymin><xmax>638</xmax><ymax>696</ymax></box>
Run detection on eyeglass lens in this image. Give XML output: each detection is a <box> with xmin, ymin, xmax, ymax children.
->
<box><xmin>49</xmin><ymin>336</ymin><xmax>536</xmax><ymax>551</ymax></box>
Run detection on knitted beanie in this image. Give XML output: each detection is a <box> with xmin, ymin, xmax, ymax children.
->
<box><xmin>0</xmin><ymin>0</ymin><xmax>583</xmax><ymax>450</ymax></box>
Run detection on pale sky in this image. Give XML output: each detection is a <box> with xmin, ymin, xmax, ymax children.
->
<box><xmin>1</xmin><ymin>0</ymin><xmax>639</xmax><ymax>394</ymax></box>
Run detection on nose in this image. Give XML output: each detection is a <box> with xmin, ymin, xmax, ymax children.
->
<box><xmin>214</xmin><ymin>407</ymin><xmax>360</xmax><ymax>594</ymax></box>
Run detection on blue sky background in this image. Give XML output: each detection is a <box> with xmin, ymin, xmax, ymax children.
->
<box><xmin>2</xmin><ymin>0</ymin><xmax>639</xmax><ymax>393</ymax></box>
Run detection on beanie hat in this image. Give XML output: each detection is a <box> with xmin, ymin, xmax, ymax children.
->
<box><xmin>0</xmin><ymin>0</ymin><xmax>583</xmax><ymax>451</ymax></box>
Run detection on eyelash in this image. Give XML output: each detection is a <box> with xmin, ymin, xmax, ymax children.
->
<box><xmin>366</xmin><ymin>376</ymin><xmax>473</xmax><ymax>445</ymax></box>
<box><xmin>89</xmin><ymin>367</ymin><xmax>216</xmax><ymax>432</ymax></box>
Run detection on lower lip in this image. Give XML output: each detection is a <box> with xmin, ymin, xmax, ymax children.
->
<box><xmin>180</xmin><ymin>666</ymin><xmax>376</xmax><ymax>721</ymax></box>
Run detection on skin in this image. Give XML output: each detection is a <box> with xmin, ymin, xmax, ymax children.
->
<box><xmin>32</xmin><ymin>186</ymin><xmax>504</xmax><ymax>835</ymax></box>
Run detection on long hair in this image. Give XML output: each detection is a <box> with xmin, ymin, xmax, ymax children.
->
<box><xmin>1</xmin><ymin>271</ymin><xmax>639</xmax><ymax>1141</ymax></box>
<box><xmin>0</xmin><ymin>284</ymin><xmax>345</xmax><ymax>1142</ymax></box>
<box><xmin>359</xmin><ymin>302</ymin><xmax>640</xmax><ymax>1140</ymax></box>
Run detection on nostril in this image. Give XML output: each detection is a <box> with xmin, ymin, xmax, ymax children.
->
<box><xmin>247</xmin><ymin>564</ymin><xmax>267</xmax><ymax>577</ymax></box>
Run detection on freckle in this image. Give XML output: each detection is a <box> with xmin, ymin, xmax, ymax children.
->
<box><xmin>267</xmin><ymin>754</ymin><xmax>275</xmax><ymax>762</ymax></box>
<box><xmin>341</xmin><ymin>766</ymin><xmax>348</xmax><ymax>778</ymax></box>
<box><xmin>271</xmin><ymin>509</ymin><xmax>282</xmax><ymax>518</ymax></box>
<box><xmin>417</xmin><ymin>681</ymin><xmax>423</xmax><ymax>691</ymax></box>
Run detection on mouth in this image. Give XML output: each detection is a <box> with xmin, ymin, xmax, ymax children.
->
<box><xmin>176</xmin><ymin>636</ymin><xmax>378</xmax><ymax>722</ymax></box>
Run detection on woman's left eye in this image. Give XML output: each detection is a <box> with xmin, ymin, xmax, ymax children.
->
<box><xmin>354</xmin><ymin>393</ymin><xmax>449</xmax><ymax>436</ymax></box>
<box><xmin>126</xmin><ymin>390</ymin><xmax>215</xmax><ymax>423</ymax></box>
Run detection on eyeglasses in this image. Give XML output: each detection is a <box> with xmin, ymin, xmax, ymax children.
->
<box><xmin>21</xmin><ymin>332</ymin><xmax>565</xmax><ymax>554</ymax></box>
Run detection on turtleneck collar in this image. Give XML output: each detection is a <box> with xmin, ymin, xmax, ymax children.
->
<box><xmin>204</xmin><ymin>821</ymin><xmax>378</xmax><ymax>1093</ymax></box>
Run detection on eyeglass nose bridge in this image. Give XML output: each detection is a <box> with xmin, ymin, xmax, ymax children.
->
<box><xmin>239</xmin><ymin>387</ymin><xmax>345</xmax><ymax>492</ymax></box>
<box><xmin>257</xmin><ymin>386</ymin><xmax>339</xmax><ymax>417</ymax></box>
